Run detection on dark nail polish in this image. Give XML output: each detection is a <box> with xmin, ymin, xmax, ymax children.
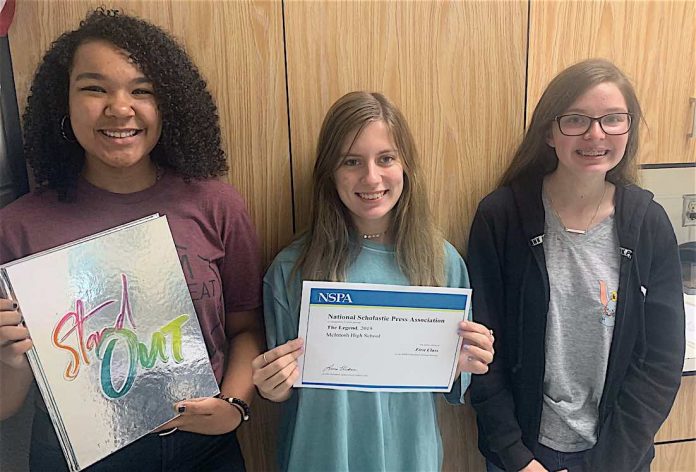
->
<box><xmin>12</xmin><ymin>302</ymin><xmax>18</xmax><ymax>310</ymax></box>
<box><xmin>177</xmin><ymin>405</ymin><xmax>186</xmax><ymax>413</ymax></box>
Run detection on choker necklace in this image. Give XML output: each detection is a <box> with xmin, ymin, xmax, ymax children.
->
<box><xmin>547</xmin><ymin>183</ymin><xmax>607</xmax><ymax>235</ymax></box>
<box><xmin>362</xmin><ymin>232</ymin><xmax>384</xmax><ymax>240</ymax></box>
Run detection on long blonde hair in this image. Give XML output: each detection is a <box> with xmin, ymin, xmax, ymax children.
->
<box><xmin>294</xmin><ymin>91</ymin><xmax>444</xmax><ymax>286</ymax></box>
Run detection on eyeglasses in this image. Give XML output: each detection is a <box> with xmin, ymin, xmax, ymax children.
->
<box><xmin>554</xmin><ymin>113</ymin><xmax>632</xmax><ymax>136</ymax></box>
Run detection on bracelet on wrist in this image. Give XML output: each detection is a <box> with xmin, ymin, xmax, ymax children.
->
<box><xmin>216</xmin><ymin>393</ymin><xmax>250</xmax><ymax>422</ymax></box>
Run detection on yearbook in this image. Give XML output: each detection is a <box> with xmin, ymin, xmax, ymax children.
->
<box><xmin>0</xmin><ymin>215</ymin><xmax>218</xmax><ymax>471</ymax></box>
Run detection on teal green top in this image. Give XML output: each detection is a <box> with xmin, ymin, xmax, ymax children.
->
<box><xmin>263</xmin><ymin>239</ymin><xmax>471</xmax><ymax>471</ymax></box>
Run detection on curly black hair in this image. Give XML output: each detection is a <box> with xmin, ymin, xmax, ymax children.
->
<box><xmin>22</xmin><ymin>7</ymin><xmax>228</xmax><ymax>199</ymax></box>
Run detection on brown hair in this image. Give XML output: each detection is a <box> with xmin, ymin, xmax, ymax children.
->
<box><xmin>294</xmin><ymin>91</ymin><xmax>444</xmax><ymax>286</ymax></box>
<box><xmin>499</xmin><ymin>58</ymin><xmax>643</xmax><ymax>187</ymax></box>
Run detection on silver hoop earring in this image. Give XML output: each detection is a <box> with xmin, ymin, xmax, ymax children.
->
<box><xmin>60</xmin><ymin>115</ymin><xmax>77</xmax><ymax>143</ymax></box>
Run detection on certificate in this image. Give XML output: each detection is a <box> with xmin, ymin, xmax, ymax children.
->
<box><xmin>295</xmin><ymin>281</ymin><xmax>471</xmax><ymax>392</ymax></box>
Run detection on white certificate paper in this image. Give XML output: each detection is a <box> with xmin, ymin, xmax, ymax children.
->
<box><xmin>295</xmin><ymin>281</ymin><xmax>471</xmax><ymax>392</ymax></box>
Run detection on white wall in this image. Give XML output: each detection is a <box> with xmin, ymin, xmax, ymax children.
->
<box><xmin>640</xmin><ymin>166</ymin><xmax>696</xmax><ymax>246</ymax></box>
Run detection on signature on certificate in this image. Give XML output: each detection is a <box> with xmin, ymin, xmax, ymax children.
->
<box><xmin>322</xmin><ymin>363</ymin><xmax>358</xmax><ymax>374</ymax></box>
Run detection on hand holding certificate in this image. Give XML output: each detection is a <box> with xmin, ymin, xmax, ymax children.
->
<box><xmin>252</xmin><ymin>338</ymin><xmax>305</xmax><ymax>402</ymax></box>
<box><xmin>294</xmin><ymin>281</ymin><xmax>475</xmax><ymax>392</ymax></box>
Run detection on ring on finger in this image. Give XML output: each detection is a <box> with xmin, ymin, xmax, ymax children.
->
<box><xmin>263</xmin><ymin>352</ymin><xmax>269</xmax><ymax>364</ymax></box>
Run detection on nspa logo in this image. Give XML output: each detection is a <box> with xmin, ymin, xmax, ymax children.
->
<box><xmin>317</xmin><ymin>292</ymin><xmax>354</xmax><ymax>304</ymax></box>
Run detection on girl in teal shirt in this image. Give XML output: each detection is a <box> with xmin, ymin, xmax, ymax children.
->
<box><xmin>252</xmin><ymin>91</ymin><xmax>494</xmax><ymax>471</ymax></box>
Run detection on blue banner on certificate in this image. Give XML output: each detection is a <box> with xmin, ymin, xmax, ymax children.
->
<box><xmin>295</xmin><ymin>281</ymin><xmax>471</xmax><ymax>392</ymax></box>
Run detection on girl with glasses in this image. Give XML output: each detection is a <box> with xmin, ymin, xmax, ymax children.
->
<box><xmin>468</xmin><ymin>59</ymin><xmax>684</xmax><ymax>472</ymax></box>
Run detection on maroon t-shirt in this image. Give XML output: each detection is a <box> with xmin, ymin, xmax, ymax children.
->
<box><xmin>0</xmin><ymin>173</ymin><xmax>262</xmax><ymax>382</ymax></box>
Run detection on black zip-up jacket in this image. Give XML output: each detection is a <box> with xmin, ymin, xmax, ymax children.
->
<box><xmin>467</xmin><ymin>174</ymin><xmax>685</xmax><ymax>472</ymax></box>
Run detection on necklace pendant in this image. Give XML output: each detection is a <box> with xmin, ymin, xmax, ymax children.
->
<box><xmin>564</xmin><ymin>227</ymin><xmax>586</xmax><ymax>235</ymax></box>
<box><xmin>362</xmin><ymin>233</ymin><xmax>383</xmax><ymax>240</ymax></box>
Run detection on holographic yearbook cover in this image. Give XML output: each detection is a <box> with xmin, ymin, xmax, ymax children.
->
<box><xmin>0</xmin><ymin>215</ymin><xmax>219</xmax><ymax>471</ymax></box>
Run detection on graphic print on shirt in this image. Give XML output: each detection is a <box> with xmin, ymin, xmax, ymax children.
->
<box><xmin>176</xmin><ymin>243</ymin><xmax>222</xmax><ymax>305</ymax></box>
<box><xmin>599</xmin><ymin>279</ymin><xmax>617</xmax><ymax>327</ymax></box>
<box><xmin>176</xmin><ymin>243</ymin><xmax>226</xmax><ymax>356</ymax></box>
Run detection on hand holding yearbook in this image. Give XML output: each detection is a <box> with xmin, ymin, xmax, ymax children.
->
<box><xmin>0</xmin><ymin>215</ymin><xmax>219</xmax><ymax>471</ymax></box>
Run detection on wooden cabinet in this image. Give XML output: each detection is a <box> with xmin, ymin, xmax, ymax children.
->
<box><xmin>528</xmin><ymin>0</ymin><xmax>696</xmax><ymax>165</ymax></box>
<box><xmin>653</xmin><ymin>441</ymin><xmax>696</xmax><ymax>472</ymax></box>
<box><xmin>284</xmin><ymin>0</ymin><xmax>528</xmax><ymax>252</ymax></box>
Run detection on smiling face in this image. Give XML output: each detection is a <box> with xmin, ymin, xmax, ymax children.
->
<box><xmin>333</xmin><ymin>120</ymin><xmax>404</xmax><ymax>235</ymax></box>
<box><xmin>69</xmin><ymin>40</ymin><xmax>162</xmax><ymax>181</ymax></box>
<box><xmin>547</xmin><ymin>81</ymin><xmax>629</xmax><ymax>179</ymax></box>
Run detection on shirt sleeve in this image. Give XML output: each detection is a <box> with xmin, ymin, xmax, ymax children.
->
<box><xmin>443</xmin><ymin>241</ymin><xmax>472</xmax><ymax>405</ymax></box>
<box><xmin>218</xmin><ymin>194</ymin><xmax>263</xmax><ymax>314</ymax></box>
<box><xmin>262</xmin><ymin>254</ymin><xmax>300</xmax><ymax>349</ymax></box>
